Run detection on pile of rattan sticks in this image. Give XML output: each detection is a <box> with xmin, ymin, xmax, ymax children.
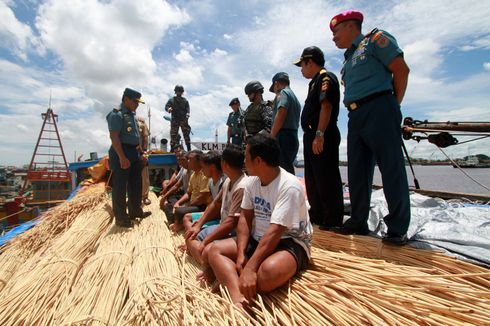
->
<box><xmin>0</xmin><ymin>184</ymin><xmax>488</xmax><ymax>325</ymax></box>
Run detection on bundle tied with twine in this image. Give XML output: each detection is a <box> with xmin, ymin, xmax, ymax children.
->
<box><xmin>0</xmin><ymin>184</ymin><xmax>106</xmax><ymax>293</ymax></box>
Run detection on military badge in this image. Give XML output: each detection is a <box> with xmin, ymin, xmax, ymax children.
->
<box><xmin>372</xmin><ymin>31</ymin><xmax>383</xmax><ymax>42</ymax></box>
<box><xmin>377</xmin><ymin>36</ymin><xmax>389</xmax><ymax>48</ymax></box>
<box><xmin>127</xmin><ymin>127</ymin><xmax>132</xmax><ymax>132</ymax></box>
<box><xmin>331</xmin><ymin>18</ymin><xmax>337</xmax><ymax>27</ymax></box>
<box><xmin>321</xmin><ymin>81</ymin><xmax>329</xmax><ymax>91</ymax></box>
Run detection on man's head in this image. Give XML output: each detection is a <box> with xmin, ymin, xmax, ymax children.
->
<box><xmin>330</xmin><ymin>10</ymin><xmax>363</xmax><ymax>49</ymax></box>
<box><xmin>221</xmin><ymin>144</ymin><xmax>244</xmax><ymax>176</ymax></box>
<box><xmin>244</xmin><ymin>80</ymin><xmax>264</xmax><ymax>103</ymax></box>
<box><xmin>174</xmin><ymin>85</ymin><xmax>184</xmax><ymax>96</ymax></box>
<box><xmin>201</xmin><ymin>150</ymin><xmax>222</xmax><ymax>178</ymax></box>
<box><xmin>245</xmin><ymin>134</ymin><xmax>280</xmax><ymax>176</ymax></box>
<box><xmin>293</xmin><ymin>46</ymin><xmax>325</xmax><ymax>79</ymax></box>
<box><xmin>178</xmin><ymin>151</ymin><xmax>189</xmax><ymax>169</ymax></box>
<box><xmin>187</xmin><ymin>149</ymin><xmax>203</xmax><ymax>172</ymax></box>
<box><xmin>269</xmin><ymin>72</ymin><xmax>290</xmax><ymax>93</ymax></box>
<box><xmin>122</xmin><ymin>88</ymin><xmax>145</xmax><ymax>111</ymax></box>
<box><xmin>229</xmin><ymin>97</ymin><xmax>240</xmax><ymax>111</ymax></box>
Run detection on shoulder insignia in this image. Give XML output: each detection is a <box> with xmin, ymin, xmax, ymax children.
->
<box><xmin>372</xmin><ymin>31</ymin><xmax>383</xmax><ymax>42</ymax></box>
<box><xmin>319</xmin><ymin>68</ymin><xmax>327</xmax><ymax>74</ymax></box>
<box><xmin>112</xmin><ymin>107</ymin><xmax>121</xmax><ymax>112</ymax></box>
<box><xmin>321</xmin><ymin>80</ymin><xmax>329</xmax><ymax>91</ymax></box>
<box><xmin>376</xmin><ymin>36</ymin><xmax>390</xmax><ymax>48</ymax></box>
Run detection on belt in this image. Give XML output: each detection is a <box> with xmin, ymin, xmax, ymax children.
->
<box><xmin>122</xmin><ymin>143</ymin><xmax>138</xmax><ymax>148</ymax></box>
<box><xmin>347</xmin><ymin>90</ymin><xmax>393</xmax><ymax>112</ymax></box>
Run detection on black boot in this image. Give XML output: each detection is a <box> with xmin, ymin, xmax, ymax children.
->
<box><xmin>186</xmin><ymin>143</ymin><xmax>191</xmax><ymax>151</ymax></box>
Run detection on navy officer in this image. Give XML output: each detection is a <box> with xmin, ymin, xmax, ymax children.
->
<box><xmin>330</xmin><ymin>10</ymin><xmax>411</xmax><ymax>245</ymax></box>
<box><xmin>107</xmin><ymin>88</ymin><xmax>151</xmax><ymax>228</ymax></box>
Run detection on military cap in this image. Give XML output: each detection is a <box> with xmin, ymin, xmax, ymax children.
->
<box><xmin>244</xmin><ymin>81</ymin><xmax>264</xmax><ymax>95</ymax></box>
<box><xmin>293</xmin><ymin>46</ymin><xmax>325</xmax><ymax>67</ymax></box>
<box><xmin>174</xmin><ymin>85</ymin><xmax>184</xmax><ymax>92</ymax></box>
<box><xmin>229</xmin><ymin>97</ymin><xmax>240</xmax><ymax>106</ymax></box>
<box><xmin>269</xmin><ymin>72</ymin><xmax>290</xmax><ymax>92</ymax></box>
<box><xmin>123</xmin><ymin>88</ymin><xmax>145</xmax><ymax>103</ymax></box>
<box><xmin>330</xmin><ymin>10</ymin><xmax>363</xmax><ymax>31</ymax></box>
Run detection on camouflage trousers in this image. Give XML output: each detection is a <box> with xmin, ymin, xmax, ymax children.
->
<box><xmin>170</xmin><ymin>118</ymin><xmax>191</xmax><ymax>149</ymax></box>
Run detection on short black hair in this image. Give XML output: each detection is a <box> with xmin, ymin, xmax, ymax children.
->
<box><xmin>247</xmin><ymin>133</ymin><xmax>280</xmax><ymax>167</ymax></box>
<box><xmin>202</xmin><ymin>150</ymin><xmax>222</xmax><ymax>171</ymax></box>
<box><xmin>222</xmin><ymin>144</ymin><xmax>244</xmax><ymax>169</ymax></box>
<box><xmin>188</xmin><ymin>149</ymin><xmax>203</xmax><ymax>161</ymax></box>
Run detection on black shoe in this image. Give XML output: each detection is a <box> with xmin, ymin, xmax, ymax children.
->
<box><xmin>115</xmin><ymin>219</ymin><xmax>134</xmax><ymax>228</ymax></box>
<box><xmin>338</xmin><ymin>227</ymin><xmax>370</xmax><ymax>236</ymax></box>
<box><xmin>318</xmin><ymin>225</ymin><xmax>343</xmax><ymax>232</ymax></box>
<box><xmin>382</xmin><ymin>233</ymin><xmax>408</xmax><ymax>246</ymax></box>
<box><xmin>132</xmin><ymin>211</ymin><xmax>151</xmax><ymax>219</ymax></box>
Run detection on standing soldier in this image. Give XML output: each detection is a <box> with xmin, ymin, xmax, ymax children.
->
<box><xmin>269</xmin><ymin>72</ymin><xmax>301</xmax><ymax>174</ymax></box>
<box><xmin>330</xmin><ymin>10</ymin><xmax>410</xmax><ymax>245</ymax></box>
<box><xmin>165</xmin><ymin>85</ymin><xmax>191</xmax><ymax>151</ymax></box>
<box><xmin>243</xmin><ymin>81</ymin><xmax>272</xmax><ymax>139</ymax></box>
<box><xmin>294</xmin><ymin>46</ymin><xmax>344</xmax><ymax>230</ymax></box>
<box><xmin>226</xmin><ymin>97</ymin><xmax>245</xmax><ymax>146</ymax></box>
<box><xmin>136</xmin><ymin>116</ymin><xmax>151</xmax><ymax>205</ymax></box>
<box><xmin>106</xmin><ymin>88</ymin><xmax>151</xmax><ymax>228</ymax></box>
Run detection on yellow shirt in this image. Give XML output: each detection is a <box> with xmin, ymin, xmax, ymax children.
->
<box><xmin>188</xmin><ymin>170</ymin><xmax>210</xmax><ymax>203</ymax></box>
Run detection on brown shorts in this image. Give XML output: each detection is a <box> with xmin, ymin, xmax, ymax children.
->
<box><xmin>246</xmin><ymin>237</ymin><xmax>309</xmax><ymax>273</ymax></box>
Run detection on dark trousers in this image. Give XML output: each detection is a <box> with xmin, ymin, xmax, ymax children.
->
<box><xmin>303</xmin><ymin>128</ymin><xmax>344</xmax><ymax>227</ymax></box>
<box><xmin>170</xmin><ymin>117</ymin><xmax>191</xmax><ymax>149</ymax></box>
<box><xmin>277</xmin><ymin>129</ymin><xmax>299</xmax><ymax>175</ymax></box>
<box><xmin>109</xmin><ymin>145</ymin><xmax>143</xmax><ymax>223</ymax></box>
<box><xmin>346</xmin><ymin>93</ymin><xmax>411</xmax><ymax>235</ymax></box>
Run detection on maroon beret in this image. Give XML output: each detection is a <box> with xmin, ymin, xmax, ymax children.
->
<box><xmin>330</xmin><ymin>10</ymin><xmax>363</xmax><ymax>31</ymax></box>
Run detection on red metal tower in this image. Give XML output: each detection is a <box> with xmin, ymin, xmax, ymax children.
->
<box><xmin>21</xmin><ymin>107</ymin><xmax>71</xmax><ymax>200</ymax></box>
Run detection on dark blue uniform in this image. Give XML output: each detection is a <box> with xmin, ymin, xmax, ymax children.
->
<box><xmin>341</xmin><ymin>29</ymin><xmax>410</xmax><ymax>236</ymax></box>
<box><xmin>107</xmin><ymin>104</ymin><xmax>144</xmax><ymax>224</ymax></box>
<box><xmin>301</xmin><ymin>68</ymin><xmax>344</xmax><ymax>228</ymax></box>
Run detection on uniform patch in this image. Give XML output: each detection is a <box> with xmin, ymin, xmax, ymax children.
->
<box><xmin>127</xmin><ymin>127</ymin><xmax>132</xmax><ymax>132</ymax></box>
<box><xmin>376</xmin><ymin>36</ymin><xmax>389</xmax><ymax>48</ymax></box>
<box><xmin>321</xmin><ymin>81</ymin><xmax>329</xmax><ymax>91</ymax></box>
<box><xmin>372</xmin><ymin>31</ymin><xmax>383</xmax><ymax>42</ymax></box>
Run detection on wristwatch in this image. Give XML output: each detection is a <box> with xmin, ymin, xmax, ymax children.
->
<box><xmin>315</xmin><ymin>130</ymin><xmax>324</xmax><ymax>137</ymax></box>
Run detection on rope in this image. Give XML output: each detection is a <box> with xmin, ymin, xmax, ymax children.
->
<box><xmin>0</xmin><ymin>208</ymin><xmax>27</xmax><ymax>222</ymax></box>
<box><xmin>435</xmin><ymin>146</ymin><xmax>490</xmax><ymax>192</ymax></box>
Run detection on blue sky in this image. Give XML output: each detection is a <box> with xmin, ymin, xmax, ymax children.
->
<box><xmin>1</xmin><ymin>0</ymin><xmax>489</xmax><ymax>166</ymax></box>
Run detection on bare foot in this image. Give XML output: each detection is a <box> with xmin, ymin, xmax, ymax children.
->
<box><xmin>196</xmin><ymin>267</ymin><xmax>216</xmax><ymax>284</ymax></box>
<box><xmin>169</xmin><ymin>223</ymin><xmax>184</xmax><ymax>233</ymax></box>
<box><xmin>178</xmin><ymin>243</ymin><xmax>187</xmax><ymax>252</ymax></box>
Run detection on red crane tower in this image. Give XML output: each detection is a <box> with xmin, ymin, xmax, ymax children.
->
<box><xmin>21</xmin><ymin>106</ymin><xmax>71</xmax><ymax>202</ymax></box>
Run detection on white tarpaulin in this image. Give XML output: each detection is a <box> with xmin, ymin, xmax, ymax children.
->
<box><xmin>365</xmin><ymin>190</ymin><xmax>490</xmax><ymax>265</ymax></box>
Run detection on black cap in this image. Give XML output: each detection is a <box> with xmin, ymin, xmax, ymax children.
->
<box><xmin>229</xmin><ymin>97</ymin><xmax>240</xmax><ymax>106</ymax></box>
<box><xmin>174</xmin><ymin>85</ymin><xmax>184</xmax><ymax>92</ymax></box>
<box><xmin>123</xmin><ymin>88</ymin><xmax>145</xmax><ymax>103</ymax></box>
<box><xmin>269</xmin><ymin>72</ymin><xmax>290</xmax><ymax>92</ymax></box>
<box><xmin>293</xmin><ymin>46</ymin><xmax>325</xmax><ymax>67</ymax></box>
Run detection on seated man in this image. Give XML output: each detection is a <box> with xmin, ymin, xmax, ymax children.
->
<box><xmin>160</xmin><ymin>152</ymin><xmax>189</xmax><ymax>216</ymax></box>
<box><xmin>160</xmin><ymin>146</ymin><xmax>184</xmax><ymax>199</ymax></box>
<box><xmin>169</xmin><ymin>150</ymin><xmax>210</xmax><ymax>232</ymax></box>
<box><xmin>182</xmin><ymin>150</ymin><xmax>225</xmax><ymax>234</ymax></box>
<box><xmin>183</xmin><ymin>145</ymin><xmax>248</xmax><ymax>272</ymax></box>
<box><xmin>207</xmin><ymin>134</ymin><xmax>312</xmax><ymax>307</ymax></box>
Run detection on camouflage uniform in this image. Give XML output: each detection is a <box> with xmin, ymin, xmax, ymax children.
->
<box><xmin>165</xmin><ymin>96</ymin><xmax>191</xmax><ymax>150</ymax></box>
<box><xmin>243</xmin><ymin>101</ymin><xmax>273</xmax><ymax>138</ymax></box>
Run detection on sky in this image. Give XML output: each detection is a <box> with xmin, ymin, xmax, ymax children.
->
<box><xmin>0</xmin><ymin>0</ymin><xmax>489</xmax><ymax>167</ymax></box>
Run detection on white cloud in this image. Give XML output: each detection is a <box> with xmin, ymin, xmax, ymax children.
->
<box><xmin>0</xmin><ymin>1</ymin><xmax>37</xmax><ymax>60</ymax></box>
<box><xmin>484</xmin><ymin>62</ymin><xmax>490</xmax><ymax>71</ymax></box>
<box><xmin>35</xmin><ymin>0</ymin><xmax>190</xmax><ymax>106</ymax></box>
<box><xmin>223</xmin><ymin>34</ymin><xmax>232</xmax><ymax>40</ymax></box>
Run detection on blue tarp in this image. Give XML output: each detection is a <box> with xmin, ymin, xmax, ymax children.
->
<box><xmin>0</xmin><ymin>219</ymin><xmax>40</xmax><ymax>247</ymax></box>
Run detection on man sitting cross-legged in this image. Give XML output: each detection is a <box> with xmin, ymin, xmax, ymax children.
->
<box><xmin>183</xmin><ymin>145</ymin><xmax>249</xmax><ymax>281</ymax></box>
<box><xmin>169</xmin><ymin>150</ymin><xmax>210</xmax><ymax>232</ymax></box>
<box><xmin>207</xmin><ymin>134</ymin><xmax>312</xmax><ymax>307</ymax></box>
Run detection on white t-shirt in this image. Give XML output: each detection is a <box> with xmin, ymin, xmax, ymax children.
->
<box><xmin>219</xmin><ymin>174</ymin><xmax>249</xmax><ymax>223</ymax></box>
<box><xmin>208</xmin><ymin>174</ymin><xmax>226</xmax><ymax>199</ymax></box>
<box><xmin>176</xmin><ymin>168</ymin><xmax>189</xmax><ymax>192</ymax></box>
<box><xmin>241</xmin><ymin>168</ymin><xmax>313</xmax><ymax>257</ymax></box>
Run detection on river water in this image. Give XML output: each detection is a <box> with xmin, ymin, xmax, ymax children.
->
<box><xmin>296</xmin><ymin>166</ymin><xmax>490</xmax><ymax>196</ymax></box>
